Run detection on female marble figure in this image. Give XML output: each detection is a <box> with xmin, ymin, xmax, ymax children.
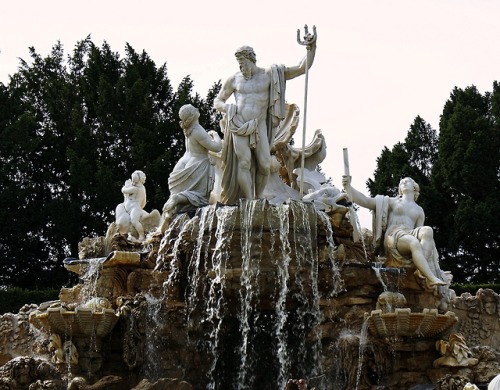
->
<box><xmin>159</xmin><ymin>104</ymin><xmax>222</xmax><ymax>232</ymax></box>
<box><xmin>342</xmin><ymin>175</ymin><xmax>447</xmax><ymax>287</ymax></box>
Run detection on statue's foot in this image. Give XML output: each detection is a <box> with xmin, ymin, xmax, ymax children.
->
<box><xmin>429</xmin><ymin>278</ymin><xmax>447</xmax><ymax>287</ymax></box>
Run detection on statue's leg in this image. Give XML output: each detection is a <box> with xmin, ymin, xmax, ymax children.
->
<box><xmin>233</xmin><ymin>135</ymin><xmax>254</xmax><ymax>199</ymax></box>
<box><xmin>396</xmin><ymin>235</ymin><xmax>446</xmax><ymax>286</ymax></box>
<box><xmin>417</xmin><ymin>226</ymin><xmax>435</xmax><ymax>262</ymax></box>
<box><xmin>130</xmin><ymin>208</ymin><xmax>146</xmax><ymax>240</ymax></box>
<box><xmin>254</xmin><ymin>124</ymin><xmax>271</xmax><ymax>199</ymax></box>
<box><xmin>159</xmin><ymin>194</ymin><xmax>189</xmax><ymax>234</ymax></box>
<box><xmin>115</xmin><ymin>204</ymin><xmax>130</xmax><ymax>235</ymax></box>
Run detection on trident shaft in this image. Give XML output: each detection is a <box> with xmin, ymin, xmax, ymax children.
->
<box><xmin>297</xmin><ymin>25</ymin><xmax>317</xmax><ymax>198</ymax></box>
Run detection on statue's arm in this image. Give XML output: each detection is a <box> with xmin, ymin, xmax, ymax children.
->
<box><xmin>416</xmin><ymin>208</ymin><xmax>425</xmax><ymax>227</ymax></box>
<box><xmin>284</xmin><ymin>41</ymin><xmax>317</xmax><ymax>80</ymax></box>
<box><xmin>138</xmin><ymin>188</ymin><xmax>146</xmax><ymax>209</ymax></box>
<box><xmin>214</xmin><ymin>76</ymin><xmax>235</xmax><ymax>113</ymax></box>
<box><xmin>121</xmin><ymin>182</ymin><xmax>137</xmax><ymax>196</ymax></box>
<box><xmin>194</xmin><ymin>129</ymin><xmax>223</xmax><ymax>153</ymax></box>
<box><xmin>341</xmin><ymin>175</ymin><xmax>376</xmax><ymax>210</ymax></box>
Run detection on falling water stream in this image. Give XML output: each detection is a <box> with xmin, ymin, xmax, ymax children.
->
<box><xmin>317</xmin><ymin>211</ymin><xmax>345</xmax><ymax>296</ymax></box>
<box><xmin>80</xmin><ymin>258</ymin><xmax>104</xmax><ymax>302</ymax></box>
<box><xmin>290</xmin><ymin>201</ymin><xmax>323</xmax><ymax>381</ymax></box>
<box><xmin>355</xmin><ymin>319</ymin><xmax>370</xmax><ymax>389</ymax></box>
<box><xmin>269</xmin><ymin>203</ymin><xmax>292</xmax><ymax>388</ymax></box>
<box><xmin>186</xmin><ymin>205</ymin><xmax>217</xmax><ymax>333</ymax></box>
<box><xmin>141</xmin><ymin>200</ymin><xmax>328</xmax><ymax>389</ymax></box>
<box><xmin>237</xmin><ymin>199</ymin><xmax>265</xmax><ymax>389</ymax></box>
<box><xmin>206</xmin><ymin>205</ymin><xmax>238</xmax><ymax>390</ymax></box>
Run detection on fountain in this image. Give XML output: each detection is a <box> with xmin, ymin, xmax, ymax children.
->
<box><xmin>0</xmin><ymin>27</ymin><xmax>499</xmax><ymax>390</ymax></box>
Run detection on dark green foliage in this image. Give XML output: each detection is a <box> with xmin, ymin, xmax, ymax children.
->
<box><xmin>0</xmin><ymin>38</ymin><xmax>220</xmax><ymax>288</ymax></box>
<box><xmin>433</xmin><ymin>85</ymin><xmax>500</xmax><ymax>283</ymax></box>
<box><xmin>451</xmin><ymin>284</ymin><xmax>500</xmax><ymax>296</ymax></box>
<box><xmin>0</xmin><ymin>288</ymin><xmax>60</xmax><ymax>315</ymax></box>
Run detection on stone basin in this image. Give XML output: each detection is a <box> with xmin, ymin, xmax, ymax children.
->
<box><xmin>364</xmin><ymin>308</ymin><xmax>458</xmax><ymax>338</ymax></box>
<box><xmin>29</xmin><ymin>307</ymin><xmax>119</xmax><ymax>338</ymax></box>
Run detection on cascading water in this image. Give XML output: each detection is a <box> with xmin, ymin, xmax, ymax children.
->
<box><xmin>372</xmin><ymin>263</ymin><xmax>389</xmax><ymax>292</ymax></box>
<box><xmin>158</xmin><ymin>213</ymin><xmax>193</xmax><ymax>296</ymax></box>
<box><xmin>186</xmin><ymin>205</ymin><xmax>217</xmax><ymax>333</ymax></box>
<box><xmin>142</xmin><ymin>293</ymin><xmax>164</xmax><ymax>380</ymax></box>
<box><xmin>269</xmin><ymin>203</ymin><xmax>292</xmax><ymax>389</ymax></box>
<box><xmin>138</xmin><ymin>200</ymin><xmax>330</xmax><ymax>389</ymax></box>
<box><xmin>79</xmin><ymin>258</ymin><xmax>104</xmax><ymax>302</ymax></box>
<box><xmin>206</xmin><ymin>205</ymin><xmax>238</xmax><ymax>390</ymax></box>
<box><xmin>237</xmin><ymin>199</ymin><xmax>266</xmax><ymax>389</ymax></box>
<box><xmin>141</xmin><ymin>213</ymin><xmax>195</xmax><ymax>381</ymax></box>
<box><xmin>355</xmin><ymin>318</ymin><xmax>370</xmax><ymax>389</ymax></box>
<box><xmin>289</xmin><ymin>201</ymin><xmax>323</xmax><ymax>382</ymax></box>
<box><xmin>317</xmin><ymin>210</ymin><xmax>345</xmax><ymax>296</ymax></box>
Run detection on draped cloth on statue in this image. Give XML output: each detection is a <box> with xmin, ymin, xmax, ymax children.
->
<box><xmin>372</xmin><ymin>195</ymin><xmax>390</xmax><ymax>256</ymax></box>
<box><xmin>219</xmin><ymin>64</ymin><xmax>286</xmax><ymax>204</ymax></box>
<box><xmin>168</xmin><ymin>156</ymin><xmax>215</xmax><ymax>210</ymax></box>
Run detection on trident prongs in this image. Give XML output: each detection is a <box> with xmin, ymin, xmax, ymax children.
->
<box><xmin>297</xmin><ymin>24</ymin><xmax>317</xmax><ymax>47</ymax></box>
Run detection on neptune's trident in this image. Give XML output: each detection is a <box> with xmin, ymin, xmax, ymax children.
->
<box><xmin>297</xmin><ymin>25</ymin><xmax>317</xmax><ymax>198</ymax></box>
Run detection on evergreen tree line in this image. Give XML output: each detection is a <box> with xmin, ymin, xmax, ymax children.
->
<box><xmin>0</xmin><ymin>38</ymin><xmax>221</xmax><ymax>288</ymax></box>
<box><xmin>0</xmin><ymin>38</ymin><xmax>498</xmax><ymax>288</ymax></box>
<box><xmin>368</xmin><ymin>84</ymin><xmax>500</xmax><ymax>284</ymax></box>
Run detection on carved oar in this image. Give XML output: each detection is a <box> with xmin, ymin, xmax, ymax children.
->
<box><xmin>343</xmin><ymin>148</ymin><xmax>361</xmax><ymax>242</ymax></box>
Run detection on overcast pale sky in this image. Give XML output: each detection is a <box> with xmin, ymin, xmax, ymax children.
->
<box><xmin>2</xmin><ymin>0</ymin><xmax>499</xmax><ymax>227</ymax></box>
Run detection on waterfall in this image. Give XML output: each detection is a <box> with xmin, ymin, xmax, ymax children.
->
<box><xmin>206</xmin><ymin>205</ymin><xmax>238</xmax><ymax>390</ymax></box>
<box><xmin>79</xmin><ymin>258</ymin><xmax>104</xmax><ymax>302</ymax></box>
<box><xmin>355</xmin><ymin>319</ymin><xmax>369</xmax><ymax>389</ymax></box>
<box><xmin>143</xmin><ymin>293</ymin><xmax>164</xmax><ymax>381</ymax></box>
<box><xmin>186</xmin><ymin>205</ymin><xmax>216</xmax><ymax>337</ymax></box>
<box><xmin>143</xmin><ymin>200</ymin><xmax>326</xmax><ymax>388</ymax></box>
<box><xmin>372</xmin><ymin>263</ymin><xmax>389</xmax><ymax>292</ymax></box>
<box><xmin>269</xmin><ymin>203</ymin><xmax>292</xmax><ymax>388</ymax></box>
<box><xmin>142</xmin><ymin>213</ymin><xmax>195</xmax><ymax>381</ymax></box>
<box><xmin>237</xmin><ymin>199</ymin><xmax>265</xmax><ymax>389</ymax></box>
<box><xmin>317</xmin><ymin>210</ymin><xmax>345</xmax><ymax>296</ymax></box>
<box><xmin>289</xmin><ymin>201</ymin><xmax>323</xmax><ymax>380</ymax></box>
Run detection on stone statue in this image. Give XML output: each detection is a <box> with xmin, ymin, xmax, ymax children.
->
<box><xmin>342</xmin><ymin>175</ymin><xmax>447</xmax><ymax>287</ymax></box>
<box><xmin>159</xmin><ymin>104</ymin><xmax>222</xmax><ymax>233</ymax></box>
<box><xmin>214</xmin><ymin>29</ymin><xmax>317</xmax><ymax>204</ymax></box>
<box><xmin>115</xmin><ymin>170</ymin><xmax>160</xmax><ymax>242</ymax></box>
<box><xmin>433</xmin><ymin>333</ymin><xmax>478</xmax><ymax>368</ymax></box>
<box><xmin>270</xmin><ymin>104</ymin><xmax>327</xmax><ymax>193</ymax></box>
<box><xmin>302</xmin><ymin>185</ymin><xmax>349</xmax><ymax>213</ymax></box>
<box><xmin>489</xmin><ymin>374</ymin><xmax>500</xmax><ymax>390</ymax></box>
<box><xmin>375</xmin><ymin>291</ymin><xmax>407</xmax><ymax>313</ymax></box>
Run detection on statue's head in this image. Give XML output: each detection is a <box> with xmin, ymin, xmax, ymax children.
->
<box><xmin>398</xmin><ymin>177</ymin><xmax>420</xmax><ymax>201</ymax></box>
<box><xmin>179</xmin><ymin>104</ymin><xmax>200</xmax><ymax>130</ymax></box>
<box><xmin>131</xmin><ymin>170</ymin><xmax>146</xmax><ymax>185</ymax></box>
<box><xmin>235</xmin><ymin>46</ymin><xmax>257</xmax><ymax>80</ymax></box>
<box><xmin>235</xmin><ymin>45</ymin><xmax>256</xmax><ymax>64</ymax></box>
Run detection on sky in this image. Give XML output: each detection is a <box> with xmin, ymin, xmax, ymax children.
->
<box><xmin>1</xmin><ymin>0</ymin><xmax>499</xmax><ymax>228</ymax></box>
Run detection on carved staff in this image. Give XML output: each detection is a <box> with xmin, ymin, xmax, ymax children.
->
<box><xmin>343</xmin><ymin>148</ymin><xmax>360</xmax><ymax>242</ymax></box>
<box><xmin>297</xmin><ymin>25</ymin><xmax>317</xmax><ymax>197</ymax></box>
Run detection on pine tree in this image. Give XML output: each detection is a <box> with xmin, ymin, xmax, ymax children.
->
<box><xmin>433</xmin><ymin>85</ymin><xmax>500</xmax><ymax>283</ymax></box>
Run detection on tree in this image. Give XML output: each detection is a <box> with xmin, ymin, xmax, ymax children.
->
<box><xmin>367</xmin><ymin>116</ymin><xmax>439</xmax><ymax>218</ymax></box>
<box><xmin>0</xmin><ymin>38</ymin><xmax>220</xmax><ymax>288</ymax></box>
<box><xmin>433</xmin><ymin>85</ymin><xmax>500</xmax><ymax>283</ymax></box>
